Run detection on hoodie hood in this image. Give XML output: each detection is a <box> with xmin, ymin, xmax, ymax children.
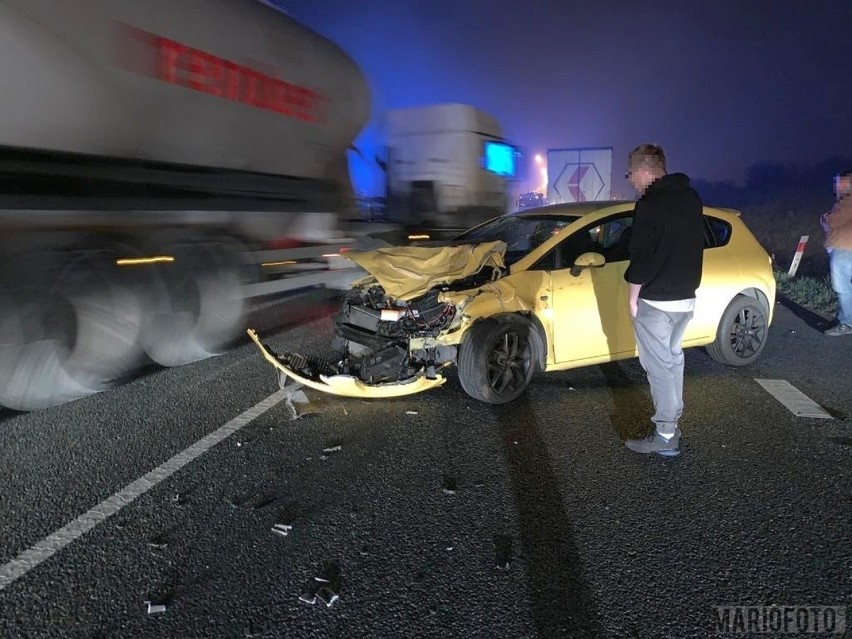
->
<box><xmin>648</xmin><ymin>172</ymin><xmax>691</xmax><ymax>193</ymax></box>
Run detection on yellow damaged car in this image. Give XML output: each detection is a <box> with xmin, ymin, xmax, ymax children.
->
<box><xmin>249</xmin><ymin>201</ymin><xmax>776</xmax><ymax>404</ymax></box>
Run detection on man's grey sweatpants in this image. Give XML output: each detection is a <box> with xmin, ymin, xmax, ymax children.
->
<box><xmin>631</xmin><ymin>300</ymin><xmax>694</xmax><ymax>437</ymax></box>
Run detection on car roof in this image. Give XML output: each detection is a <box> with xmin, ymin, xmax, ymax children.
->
<box><xmin>513</xmin><ymin>200</ymin><xmax>634</xmax><ymax>218</ymax></box>
<box><xmin>514</xmin><ymin>200</ymin><xmax>743</xmax><ymax>220</ymax></box>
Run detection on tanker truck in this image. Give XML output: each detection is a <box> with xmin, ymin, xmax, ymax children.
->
<box><xmin>0</xmin><ymin>0</ymin><xmax>373</xmax><ymax>411</ymax></box>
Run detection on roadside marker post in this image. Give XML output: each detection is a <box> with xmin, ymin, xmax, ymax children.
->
<box><xmin>788</xmin><ymin>235</ymin><xmax>808</xmax><ymax>277</ymax></box>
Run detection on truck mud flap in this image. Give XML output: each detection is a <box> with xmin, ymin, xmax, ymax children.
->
<box><xmin>246</xmin><ymin>329</ymin><xmax>446</xmax><ymax>399</ymax></box>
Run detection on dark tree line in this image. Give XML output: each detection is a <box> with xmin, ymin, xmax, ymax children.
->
<box><xmin>692</xmin><ymin>155</ymin><xmax>851</xmax><ymax>210</ymax></box>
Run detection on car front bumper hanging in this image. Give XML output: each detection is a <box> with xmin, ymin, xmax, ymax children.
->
<box><xmin>247</xmin><ymin>329</ymin><xmax>447</xmax><ymax>399</ymax></box>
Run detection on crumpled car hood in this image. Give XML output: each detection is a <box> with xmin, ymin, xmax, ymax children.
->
<box><xmin>343</xmin><ymin>241</ymin><xmax>507</xmax><ymax>301</ymax></box>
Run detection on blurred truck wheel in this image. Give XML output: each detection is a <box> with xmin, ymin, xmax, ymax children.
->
<box><xmin>139</xmin><ymin>240</ymin><xmax>247</xmax><ymax>367</ymax></box>
<box><xmin>0</xmin><ymin>245</ymin><xmax>146</xmax><ymax>411</ymax></box>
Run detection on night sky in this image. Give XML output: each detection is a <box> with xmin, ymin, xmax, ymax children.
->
<box><xmin>276</xmin><ymin>0</ymin><xmax>852</xmax><ymax>197</ymax></box>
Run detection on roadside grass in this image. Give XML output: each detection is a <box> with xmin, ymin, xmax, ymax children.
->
<box><xmin>773</xmin><ymin>269</ymin><xmax>837</xmax><ymax>319</ymax></box>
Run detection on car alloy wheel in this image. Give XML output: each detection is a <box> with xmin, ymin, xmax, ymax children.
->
<box><xmin>486</xmin><ymin>329</ymin><xmax>532</xmax><ymax>397</ymax></box>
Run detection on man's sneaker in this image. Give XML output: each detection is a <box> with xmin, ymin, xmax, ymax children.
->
<box><xmin>825</xmin><ymin>323</ymin><xmax>852</xmax><ymax>336</ymax></box>
<box><xmin>625</xmin><ymin>430</ymin><xmax>680</xmax><ymax>457</ymax></box>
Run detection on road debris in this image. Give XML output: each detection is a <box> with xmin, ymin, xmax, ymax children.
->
<box><xmin>442</xmin><ymin>475</ymin><xmax>458</xmax><ymax>495</ymax></box>
<box><xmin>145</xmin><ymin>601</ymin><xmax>167</xmax><ymax>614</ymax></box>
<box><xmin>320</xmin><ymin>443</ymin><xmax>343</xmax><ymax>461</ymax></box>
<box><xmin>147</xmin><ymin>534</ymin><xmax>168</xmax><ymax>550</ymax></box>
<box><xmin>281</xmin><ymin>386</ymin><xmax>326</xmax><ymax>421</ymax></box>
<box><xmin>271</xmin><ymin>523</ymin><xmax>293</xmax><ymax>538</ymax></box>
<box><xmin>316</xmin><ymin>587</ymin><xmax>339</xmax><ymax>607</ymax></box>
<box><xmin>406</xmin><ymin>410</ymin><xmax>418</xmax><ymax>415</ymax></box>
<box><xmin>299</xmin><ymin>561</ymin><xmax>341</xmax><ymax>607</ymax></box>
<box><xmin>494</xmin><ymin>535</ymin><xmax>513</xmax><ymax>570</ymax></box>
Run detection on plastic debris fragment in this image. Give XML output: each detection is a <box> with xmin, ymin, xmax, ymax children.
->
<box><xmin>145</xmin><ymin>601</ymin><xmax>167</xmax><ymax>614</ymax></box>
<box><xmin>316</xmin><ymin>587</ymin><xmax>339</xmax><ymax>607</ymax></box>
<box><xmin>283</xmin><ymin>386</ymin><xmax>320</xmax><ymax>420</ymax></box>
<box><xmin>406</xmin><ymin>410</ymin><xmax>418</xmax><ymax>415</ymax></box>
<box><xmin>272</xmin><ymin>524</ymin><xmax>293</xmax><ymax>538</ymax></box>
<box><xmin>299</xmin><ymin>561</ymin><xmax>341</xmax><ymax>607</ymax></box>
<box><xmin>291</xmin><ymin>390</ymin><xmax>310</xmax><ymax>404</ymax></box>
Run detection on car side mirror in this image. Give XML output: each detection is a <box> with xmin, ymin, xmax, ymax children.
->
<box><xmin>570</xmin><ymin>251</ymin><xmax>606</xmax><ymax>277</ymax></box>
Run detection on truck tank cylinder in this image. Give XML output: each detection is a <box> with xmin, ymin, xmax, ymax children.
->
<box><xmin>0</xmin><ymin>0</ymin><xmax>370</xmax><ymax>179</ymax></box>
<box><xmin>0</xmin><ymin>0</ymin><xmax>373</xmax><ymax>411</ymax></box>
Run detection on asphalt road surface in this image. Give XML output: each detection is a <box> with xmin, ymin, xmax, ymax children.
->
<box><xmin>1</xmin><ymin>298</ymin><xmax>850</xmax><ymax>638</ymax></box>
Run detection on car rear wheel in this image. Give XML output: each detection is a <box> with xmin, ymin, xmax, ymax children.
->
<box><xmin>706</xmin><ymin>295</ymin><xmax>768</xmax><ymax>366</ymax></box>
<box><xmin>458</xmin><ymin>316</ymin><xmax>535</xmax><ymax>404</ymax></box>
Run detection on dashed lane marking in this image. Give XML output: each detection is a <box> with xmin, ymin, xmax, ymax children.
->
<box><xmin>0</xmin><ymin>388</ymin><xmax>294</xmax><ymax>591</ymax></box>
<box><xmin>755</xmin><ymin>379</ymin><xmax>834</xmax><ymax>419</ymax></box>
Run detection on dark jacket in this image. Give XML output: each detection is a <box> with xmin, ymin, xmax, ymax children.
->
<box><xmin>625</xmin><ymin>172</ymin><xmax>704</xmax><ymax>301</ymax></box>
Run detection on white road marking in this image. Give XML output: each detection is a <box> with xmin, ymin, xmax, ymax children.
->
<box><xmin>755</xmin><ymin>379</ymin><xmax>834</xmax><ymax>419</ymax></box>
<box><xmin>0</xmin><ymin>388</ymin><xmax>294</xmax><ymax>592</ymax></box>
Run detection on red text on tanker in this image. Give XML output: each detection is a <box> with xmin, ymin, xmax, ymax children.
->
<box><xmin>119</xmin><ymin>25</ymin><xmax>327</xmax><ymax>123</ymax></box>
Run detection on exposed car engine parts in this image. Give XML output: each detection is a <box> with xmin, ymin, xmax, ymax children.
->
<box><xmin>327</xmin><ymin>265</ymin><xmax>502</xmax><ymax>385</ymax></box>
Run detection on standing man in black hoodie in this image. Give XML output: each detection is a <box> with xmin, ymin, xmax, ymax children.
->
<box><xmin>623</xmin><ymin>144</ymin><xmax>705</xmax><ymax>457</ymax></box>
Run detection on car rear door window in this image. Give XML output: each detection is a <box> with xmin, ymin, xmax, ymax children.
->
<box><xmin>704</xmin><ymin>216</ymin><xmax>732</xmax><ymax>248</ymax></box>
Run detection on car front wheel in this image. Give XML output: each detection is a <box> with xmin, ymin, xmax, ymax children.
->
<box><xmin>457</xmin><ymin>316</ymin><xmax>535</xmax><ymax>404</ymax></box>
<box><xmin>706</xmin><ymin>295</ymin><xmax>768</xmax><ymax>366</ymax></box>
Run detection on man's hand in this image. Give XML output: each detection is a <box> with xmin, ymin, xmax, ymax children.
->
<box><xmin>628</xmin><ymin>283</ymin><xmax>641</xmax><ymax>318</ymax></box>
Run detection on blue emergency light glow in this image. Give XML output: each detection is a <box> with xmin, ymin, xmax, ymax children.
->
<box><xmin>484</xmin><ymin>141</ymin><xmax>516</xmax><ymax>177</ymax></box>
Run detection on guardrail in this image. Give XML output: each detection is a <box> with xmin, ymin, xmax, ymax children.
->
<box><xmin>240</xmin><ymin>242</ymin><xmax>367</xmax><ymax>298</ymax></box>
<box><xmin>238</xmin><ymin>225</ymin><xmax>470</xmax><ymax>298</ymax></box>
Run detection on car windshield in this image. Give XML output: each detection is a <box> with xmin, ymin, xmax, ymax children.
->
<box><xmin>454</xmin><ymin>214</ymin><xmax>580</xmax><ymax>264</ymax></box>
